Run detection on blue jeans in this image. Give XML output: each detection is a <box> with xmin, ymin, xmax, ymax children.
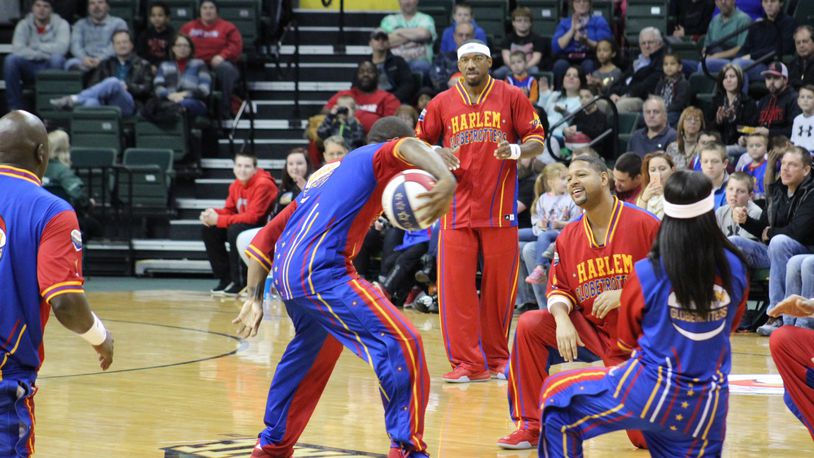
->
<box><xmin>179</xmin><ymin>98</ymin><xmax>208</xmax><ymax>117</ymax></box>
<box><xmin>783</xmin><ymin>254</ymin><xmax>814</xmax><ymax>329</ymax></box>
<box><xmin>520</xmin><ymin>240</ymin><xmax>547</xmax><ymax>309</ymax></box>
<box><xmin>534</xmin><ymin>230</ymin><xmax>559</xmax><ymax>266</ymax></box>
<box><xmin>767</xmin><ymin>235</ymin><xmax>810</xmax><ymax>309</ymax></box>
<box><xmin>3</xmin><ymin>53</ymin><xmax>66</xmax><ymax>110</ymax></box>
<box><xmin>77</xmin><ymin>77</ymin><xmax>136</xmax><ymax>116</ymax></box>
<box><xmin>728</xmin><ymin>236</ymin><xmax>770</xmax><ymax>269</ymax></box>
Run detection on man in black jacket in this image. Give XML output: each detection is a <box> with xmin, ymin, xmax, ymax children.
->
<box><xmin>731</xmin><ymin>0</ymin><xmax>797</xmax><ymax>86</ymax></box>
<box><xmin>369</xmin><ymin>28</ymin><xmax>417</xmax><ymax>104</ymax></box>
<box><xmin>789</xmin><ymin>25</ymin><xmax>814</xmax><ymax>90</ymax></box>
<box><xmin>610</xmin><ymin>27</ymin><xmax>665</xmax><ymax>114</ymax></box>
<box><xmin>754</xmin><ymin>62</ymin><xmax>800</xmax><ymax>140</ymax></box>
<box><xmin>50</xmin><ymin>30</ymin><xmax>151</xmax><ymax>116</ymax></box>
<box><xmin>732</xmin><ymin>146</ymin><xmax>814</xmax><ymax>335</ymax></box>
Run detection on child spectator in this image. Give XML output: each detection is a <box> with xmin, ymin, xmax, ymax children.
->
<box><xmin>586</xmin><ymin>39</ymin><xmax>621</xmax><ymax>96</ymax></box>
<box><xmin>438</xmin><ymin>2</ymin><xmax>486</xmax><ymax>54</ymax></box>
<box><xmin>716</xmin><ymin>171</ymin><xmax>764</xmax><ymax>242</ymax></box>
<box><xmin>563</xmin><ymin>84</ymin><xmax>609</xmax><ymax>158</ymax></box>
<box><xmin>322</xmin><ymin>135</ymin><xmax>349</xmax><ymax>164</ymax></box>
<box><xmin>136</xmin><ymin>1</ymin><xmax>174</xmax><ymax>68</ymax></box>
<box><xmin>687</xmin><ymin>129</ymin><xmax>723</xmax><ymax>170</ymax></box>
<box><xmin>699</xmin><ymin>141</ymin><xmax>730</xmax><ymax>209</ymax></box>
<box><xmin>791</xmin><ymin>84</ymin><xmax>814</xmax><ymax>151</ymax></box>
<box><xmin>653</xmin><ymin>53</ymin><xmax>689</xmax><ymax>126</ymax></box>
<box><xmin>736</xmin><ymin>132</ymin><xmax>769</xmax><ymax>199</ymax></box>
<box><xmin>636</xmin><ymin>152</ymin><xmax>676</xmax><ymax>218</ymax></box>
<box><xmin>317</xmin><ymin>95</ymin><xmax>365</xmax><ymax>149</ymax></box>
<box><xmin>551</xmin><ymin>0</ymin><xmax>613</xmax><ymax>88</ymax></box>
<box><xmin>506</xmin><ymin>50</ymin><xmax>539</xmax><ymax>104</ymax></box>
<box><xmin>494</xmin><ymin>7</ymin><xmax>549</xmax><ymax>80</ymax></box>
<box><xmin>395</xmin><ymin>104</ymin><xmax>419</xmax><ymax>129</ymax></box>
<box><xmin>525</xmin><ymin>163</ymin><xmax>576</xmax><ymax>284</ymax></box>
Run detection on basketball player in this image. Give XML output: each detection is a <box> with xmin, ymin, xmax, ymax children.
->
<box><xmin>233</xmin><ymin>118</ymin><xmax>456</xmax><ymax>458</ymax></box>
<box><xmin>0</xmin><ymin>110</ymin><xmax>114</xmax><ymax>457</ymax></box>
<box><xmin>538</xmin><ymin>171</ymin><xmax>749</xmax><ymax>457</ymax></box>
<box><xmin>499</xmin><ymin>156</ymin><xmax>658</xmax><ymax>450</ymax></box>
<box><xmin>768</xmin><ymin>295</ymin><xmax>814</xmax><ymax>439</ymax></box>
<box><xmin>415</xmin><ymin>40</ymin><xmax>546</xmax><ymax>383</ymax></box>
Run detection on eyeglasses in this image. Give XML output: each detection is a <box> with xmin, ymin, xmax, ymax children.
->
<box><xmin>639</xmin><ymin>40</ymin><xmax>658</xmax><ymax>46</ymax></box>
<box><xmin>684</xmin><ymin>117</ymin><xmax>701</xmax><ymax>123</ymax></box>
<box><xmin>459</xmin><ymin>55</ymin><xmax>489</xmax><ymax>64</ymax></box>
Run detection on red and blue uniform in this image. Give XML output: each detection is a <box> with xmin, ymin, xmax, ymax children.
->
<box><xmin>0</xmin><ymin>165</ymin><xmax>85</xmax><ymax>457</ymax></box>
<box><xmin>770</xmin><ymin>325</ymin><xmax>814</xmax><ymax>440</ymax></box>
<box><xmin>538</xmin><ymin>250</ymin><xmax>748</xmax><ymax>457</ymax></box>
<box><xmin>416</xmin><ymin>76</ymin><xmax>546</xmax><ymax>375</ymax></box>
<box><xmin>245</xmin><ymin>139</ymin><xmax>430</xmax><ymax>457</ymax></box>
<box><xmin>506</xmin><ymin>198</ymin><xmax>659</xmax><ymax>436</ymax></box>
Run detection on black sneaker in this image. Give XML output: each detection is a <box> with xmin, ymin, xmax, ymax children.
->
<box><xmin>221</xmin><ymin>282</ymin><xmax>242</xmax><ymax>297</ymax></box>
<box><xmin>210</xmin><ymin>280</ymin><xmax>230</xmax><ymax>294</ymax></box>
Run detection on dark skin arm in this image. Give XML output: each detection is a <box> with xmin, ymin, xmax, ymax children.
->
<box><xmin>50</xmin><ymin>293</ymin><xmax>114</xmax><ymax>370</ymax></box>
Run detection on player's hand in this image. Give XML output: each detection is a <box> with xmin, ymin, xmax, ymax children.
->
<box><xmin>555</xmin><ymin>316</ymin><xmax>584</xmax><ymax>362</ymax></box>
<box><xmin>493</xmin><ymin>140</ymin><xmax>514</xmax><ymax>160</ymax></box>
<box><xmin>768</xmin><ymin>295</ymin><xmax>814</xmax><ymax>318</ymax></box>
<box><xmin>93</xmin><ymin>331</ymin><xmax>114</xmax><ymax>371</ymax></box>
<box><xmin>416</xmin><ymin>175</ymin><xmax>456</xmax><ymax>224</ymax></box>
<box><xmin>435</xmin><ymin>146</ymin><xmax>460</xmax><ymax>171</ymax></box>
<box><xmin>592</xmin><ymin>290</ymin><xmax>622</xmax><ymax>320</ymax></box>
<box><xmin>233</xmin><ymin>298</ymin><xmax>264</xmax><ymax>339</ymax></box>
<box><xmin>732</xmin><ymin>206</ymin><xmax>748</xmax><ymax>224</ymax></box>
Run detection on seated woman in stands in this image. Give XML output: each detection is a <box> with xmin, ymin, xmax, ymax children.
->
<box><xmin>153</xmin><ymin>33</ymin><xmax>211</xmax><ymax>118</ymax></box>
<box><xmin>706</xmin><ymin>63</ymin><xmax>758</xmax><ymax>155</ymax></box>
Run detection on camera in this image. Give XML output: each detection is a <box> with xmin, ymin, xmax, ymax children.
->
<box><xmin>336</xmin><ymin>107</ymin><xmax>349</xmax><ymax>115</ymax></box>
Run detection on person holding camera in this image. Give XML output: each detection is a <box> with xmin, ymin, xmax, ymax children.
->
<box><xmin>317</xmin><ymin>94</ymin><xmax>365</xmax><ymax>149</ymax></box>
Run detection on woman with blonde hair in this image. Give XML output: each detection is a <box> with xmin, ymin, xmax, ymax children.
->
<box><xmin>47</xmin><ymin>129</ymin><xmax>71</xmax><ymax>166</ymax></box>
<box><xmin>636</xmin><ymin>151</ymin><xmax>676</xmax><ymax>218</ymax></box>
<box><xmin>665</xmin><ymin>106</ymin><xmax>704</xmax><ymax>170</ymax></box>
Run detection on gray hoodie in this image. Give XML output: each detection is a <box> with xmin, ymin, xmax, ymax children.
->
<box><xmin>11</xmin><ymin>12</ymin><xmax>70</xmax><ymax>60</ymax></box>
<box><xmin>716</xmin><ymin>200</ymin><xmax>763</xmax><ymax>241</ymax></box>
<box><xmin>70</xmin><ymin>14</ymin><xmax>128</xmax><ymax>61</ymax></box>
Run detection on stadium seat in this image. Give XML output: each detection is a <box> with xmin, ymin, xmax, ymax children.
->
<box><xmin>70</xmin><ymin>147</ymin><xmax>117</xmax><ymax>206</ymax></box>
<box><xmin>164</xmin><ymin>0</ymin><xmax>199</xmax><ymax>31</ymax></box>
<box><xmin>118</xmin><ymin>148</ymin><xmax>174</xmax><ymax>211</ymax></box>
<box><xmin>469</xmin><ymin>0</ymin><xmax>508</xmax><ymax>47</ymax></box>
<box><xmin>71</xmin><ymin>107</ymin><xmax>123</xmax><ymax>154</ymax></box>
<box><xmin>219</xmin><ymin>0</ymin><xmax>261</xmax><ymax>51</ymax></box>
<box><xmin>624</xmin><ymin>0</ymin><xmax>668</xmax><ymax>45</ymax></box>
<box><xmin>617</xmin><ymin>112</ymin><xmax>640</xmax><ymax>134</ymax></box>
<box><xmin>135</xmin><ymin>118</ymin><xmax>190</xmax><ymax>162</ymax></box>
<box><xmin>109</xmin><ymin>0</ymin><xmax>138</xmax><ymax>24</ymax></box>
<box><xmin>591</xmin><ymin>0</ymin><xmax>614</xmax><ymax>26</ymax></box>
<box><xmin>523</xmin><ymin>0</ymin><xmax>561</xmax><ymax>39</ymax></box>
<box><xmin>792</xmin><ymin>1</ymin><xmax>814</xmax><ymax>24</ymax></box>
<box><xmin>123</xmin><ymin>148</ymin><xmax>175</xmax><ymax>175</ymax></box>
<box><xmin>35</xmin><ymin>70</ymin><xmax>83</xmax><ymax>120</ymax></box>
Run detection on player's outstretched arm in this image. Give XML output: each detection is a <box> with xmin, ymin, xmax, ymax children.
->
<box><xmin>51</xmin><ymin>293</ymin><xmax>114</xmax><ymax>370</ymax></box>
<box><xmin>769</xmin><ymin>295</ymin><xmax>814</xmax><ymax>318</ymax></box>
<box><xmin>233</xmin><ymin>258</ymin><xmax>267</xmax><ymax>339</ymax></box>
<box><xmin>400</xmin><ymin>138</ymin><xmax>457</xmax><ymax>223</ymax></box>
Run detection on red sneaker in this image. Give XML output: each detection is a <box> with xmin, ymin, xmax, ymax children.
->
<box><xmin>251</xmin><ymin>439</ymin><xmax>293</xmax><ymax>457</ymax></box>
<box><xmin>497</xmin><ymin>428</ymin><xmax>540</xmax><ymax>450</ymax></box>
<box><xmin>388</xmin><ymin>447</ymin><xmax>431</xmax><ymax>457</ymax></box>
<box><xmin>490</xmin><ymin>365</ymin><xmax>507</xmax><ymax>380</ymax></box>
<box><xmin>442</xmin><ymin>366</ymin><xmax>490</xmax><ymax>383</ymax></box>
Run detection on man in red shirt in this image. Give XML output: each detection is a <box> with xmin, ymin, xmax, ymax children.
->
<box><xmin>201</xmin><ymin>151</ymin><xmax>278</xmax><ymax>297</ymax></box>
<box><xmin>415</xmin><ymin>40</ymin><xmax>545</xmax><ymax>383</ymax></box>
<box><xmin>498</xmin><ymin>156</ymin><xmax>658</xmax><ymax>449</ymax></box>
<box><xmin>179</xmin><ymin>0</ymin><xmax>243</xmax><ymax>118</ymax></box>
<box><xmin>324</xmin><ymin>61</ymin><xmax>401</xmax><ymax>134</ymax></box>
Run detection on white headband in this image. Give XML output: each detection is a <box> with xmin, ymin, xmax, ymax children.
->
<box><xmin>457</xmin><ymin>42</ymin><xmax>491</xmax><ymax>60</ymax></box>
<box><xmin>663</xmin><ymin>191</ymin><xmax>715</xmax><ymax>219</ymax></box>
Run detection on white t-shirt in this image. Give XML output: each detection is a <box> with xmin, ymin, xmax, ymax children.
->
<box><xmin>791</xmin><ymin>112</ymin><xmax>814</xmax><ymax>151</ymax></box>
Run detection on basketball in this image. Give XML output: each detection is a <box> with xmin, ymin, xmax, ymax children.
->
<box><xmin>381</xmin><ymin>169</ymin><xmax>437</xmax><ymax>231</ymax></box>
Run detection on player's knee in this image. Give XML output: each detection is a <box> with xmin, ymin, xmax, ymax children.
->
<box><xmin>517</xmin><ymin>310</ymin><xmax>553</xmax><ymax>334</ymax></box>
<box><xmin>769</xmin><ymin>325</ymin><xmax>796</xmax><ymax>355</ymax></box>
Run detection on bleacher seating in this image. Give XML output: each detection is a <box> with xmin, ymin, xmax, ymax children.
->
<box><xmin>523</xmin><ymin>0</ymin><xmax>560</xmax><ymax>39</ymax></box>
<box><xmin>35</xmin><ymin>70</ymin><xmax>82</xmax><ymax>122</ymax></box>
<box><xmin>164</xmin><ymin>0</ymin><xmax>199</xmax><ymax>31</ymax></box>
<box><xmin>71</xmin><ymin>107</ymin><xmax>123</xmax><ymax>155</ymax></box>
<box><xmin>219</xmin><ymin>0</ymin><xmax>261</xmax><ymax>51</ymax></box>
<box><xmin>624</xmin><ymin>0</ymin><xmax>669</xmax><ymax>45</ymax></box>
<box><xmin>135</xmin><ymin>118</ymin><xmax>190</xmax><ymax>162</ymax></box>
<box><xmin>70</xmin><ymin>146</ymin><xmax>117</xmax><ymax>205</ymax></box>
<box><xmin>469</xmin><ymin>0</ymin><xmax>508</xmax><ymax>47</ymax></box>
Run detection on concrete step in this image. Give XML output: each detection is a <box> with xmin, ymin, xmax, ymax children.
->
<box><xmin>291</xmin><ymin>9</ymin><xmax>391</xmax><ymax>28</ymax></box>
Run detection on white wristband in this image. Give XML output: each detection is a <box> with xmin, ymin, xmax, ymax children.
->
<box><xmin>79</xmin><ymin>313</ymin><xmax>108</xmax><ymax>346</ymax></box>
<box><xmin>508</xmin><ymin>143</ymin><xmax>522</xmax><ymax>160</ymax></box>
<box><xmin>432</xmin><ymin>145</ymin><xmax>443</xmax><ymax>152</ymax></box>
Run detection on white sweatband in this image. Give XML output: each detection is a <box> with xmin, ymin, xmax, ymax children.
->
<box><xmin>432</xmin><ymin>145</ymin><xmax>443</xmax><ymax>152</ymax></box>
<box><xmin>508</xmin><ymin>144</ymin><xmax>522</xmax><ymax>160</ymax></box>
<box><xmin>457</xmin><ymin>42</ymin><xmax>491</xmax><ymax>60</ymax></box>
<box><xmin>79</xmin><ymin>313</ymin><xmax>107</xmax><ymax>346</ymax></box>
<box><xmin>663</xmin><ymin>191</ymin><xmax>715</xmax><ymax>219</ymax></box>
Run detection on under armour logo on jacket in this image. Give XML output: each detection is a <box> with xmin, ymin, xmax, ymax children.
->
<box><xmin>798</xmin><ymin>125</ymin><xmax>813</xmax><ymax>137</ymax></box>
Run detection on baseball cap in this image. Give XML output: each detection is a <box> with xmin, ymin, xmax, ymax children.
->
<box><xmin>761</xmin><ymin>62</ymin><xmax>788</xmax><ymax>79</ymax></box>
<box><xmin>370</xmin><ymin>28</ymin><xmax>388</xmax><ymax>40</ymax></box>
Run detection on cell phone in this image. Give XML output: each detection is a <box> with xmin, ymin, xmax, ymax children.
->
<box><xmin>652</xmin><ymin>173</ymin><xmax>661</xmax><ymax>186</ymax></box>
<box><xmin>336</xmin><ymin>107</ymin><xmax>349</xmax><ymax>115</ymax></box>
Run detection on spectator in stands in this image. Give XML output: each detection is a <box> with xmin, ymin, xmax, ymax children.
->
<box><xmin>754</xmin><ymin>62</ymin><xmax>800</xmax><ymax>140</ymax></box>
<box><xmin>734</xmin><ymin>145</ymin><xmax>814</xmax><ymax>335</ymax></box>
<box><xmin>586</xmin><ymin>39</ymin><xmax>621</xmax><ymax>96</ymax></box>
<box><xmin>414</xmin><ymin>87</ymin><xmax>434</xmax><ymax>112</ymax></box>
<box><xmin>65</xmin><ymin>0</ymin><xmax>128</xmax><ymax>72</ymax></box>
<box><xmin>180</xmin><ymin>0</ymin><xmax>243</xmax><ymax>119</ymax></box>
<box><xmin>153</xmin><ymin>33</ymin><xmax>212</xmax><ymax>118</ymax></box>
<box><xmin>137</xmin><ymin>1</ymin><xmax>174</xmax><ymax>69</ymax></box>
<box><xmin>4</xmin><ymin>0</ymin><xmax>69</xmax><ymax>111</ymax></box>
<box><xmin>669</xmin><ymin>0</ymin><xmax>715</xmax><ymax>42</ymax></box>
<box><xmin>654</xmin><ymin>53</ymin><xmax>689</xmax><ymax>126</ymax></box>
<box><xmin>789</xmin><ymin>25</ymin><xmax>814</xmax><ymax>90</ymax></box>
<box><xmin>493</xmin><ymin>7</ymin><xmax>550</xmax><ymax>81</ymax></box>
<box><xmin>439</xmin><ymin>1</ymin><xmax>486</xmax><ymax>54</ymax></box>
<box><xmin>49</xmin><ymin>30</ymin><xmax>151</xmax><ymax>116</ymax></box>
<box><xmin>43</xmin><ymin>129</ymin><xmax>89</xmax><ymax>216</ymax></box>
<box><xmin>317</xmin><ymin>95</ymin><xmax>365</xmax><ymax>149</ymax></box>
<box><xmin>699</xmin><ymin>141</ymin><xmax>730</xmax><ymax>209</ymax></box>
<box><xmin>737</xmin><ymin>132</ymin><xmax>769</xmax><ymax>199</ymax></box>
<box><xmin>395</xmin><ymin>104</ymin><xmax>419</xmax><ymax>128</ymax></box>
<box><xmin>429</xmin><ymin>22</ymin><xmax>473</xmax><ymax>91</ymax></box>
<box><xmin>322</xmin><ymin>135</ymin><xmax>349</xmax><ymax>163</ymax></box>
<box><xmin>716</xmin><ymin>172</ymin><xmax>764</xmax><ymax>255</ymax></box>
<box><xmin>613</xmin><ymin>152</ymin><xmax>643</xmax><ymax>204</ymax></box>
<box><xmin>610</xmin><ymin>27</ymin><xmax>666</xmax><ymax>114</ymax></box>
<box><xmin>324</xmin><ymin>61</ymin><xmax>401</xmax><ymax>134</ymax></box>
<box><xmin>791</xmin><ymin>85</ymin><xmax>814</xmax><ymax>152</ymax></box>
<box><xmin>273</xmin><ymin>147</ymin><xmax>311</xmax><ymax>216</ymax></box>
<box><xmin>666</xmin><ymin>106</ymin><xmax>705</xmax><ymax>170</ymax></box>
<box><xmin>563</xmin><ymin>84</ymin><xmax>609</xmax><ymax>158</ymax></box>
<box><xmin>369</xmin><ymin>28</ymin><xmax>416</xmax><ymax>104</ymax></box>
<box><xmin>379</xmin><ymin>0</ymin><xmax>436</xmax><ymax>76</ymax></box>
<box><xmin>708</xmin><ymin>63</ymin><xmax>758</xmax><ymax>147</ymax></box>
<box><xmin>628</xmin><ymin>96</ymin><xmax>678</xmax><ymax>157</ymax></box>
<box><xmin>636</xmin><ymin>152</ymin><xmax>676</xmax><ymax>218</ymax></box>
<box><xmin>731</xmin><ymin>0</ymin><xmax>797</xmax><ymax>86</ymax></box>
<box><xmin>201</xmin><ymin>151</ymin><xmax>278</xmax><ymax>297</ymax></box>
<box><xmin>700</xmin><ymin>0</ymin><xmax>752</xmax><ymax>72</ymax></box>
<box><xmin>538</xmin><ymin>65</ymin><xmax>585</xmax><ymax>146</ymax></box>
<box><xmin>506</xmin><ymin>50</ymin><xmax>539</xmax><ymax>104</ymax></box>
<box><xmin>551</xmin><ymin>0</ymin><xmax>612</xmax><ymax>88</ymax></box>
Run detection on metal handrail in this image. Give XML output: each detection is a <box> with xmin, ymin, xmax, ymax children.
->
<box><xmin>545</xmin><ymin>95</ymin><xmax>619</xmax><ymax>163</ymax></box>
<box><xmin>700</xmin><ymin>19</ymin><xmax>785</xmax><ymax>80</ymax></box>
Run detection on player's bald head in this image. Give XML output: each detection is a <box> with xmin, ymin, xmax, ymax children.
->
<box><xmin>0</xmin><ymin>110</ymin><xmax>50</xmax><ymax>178</ymax></box>
<box><xmin>367</xmin><ymin>116</ymin><xmax>415</xmax><ymax>144</ymax></box>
